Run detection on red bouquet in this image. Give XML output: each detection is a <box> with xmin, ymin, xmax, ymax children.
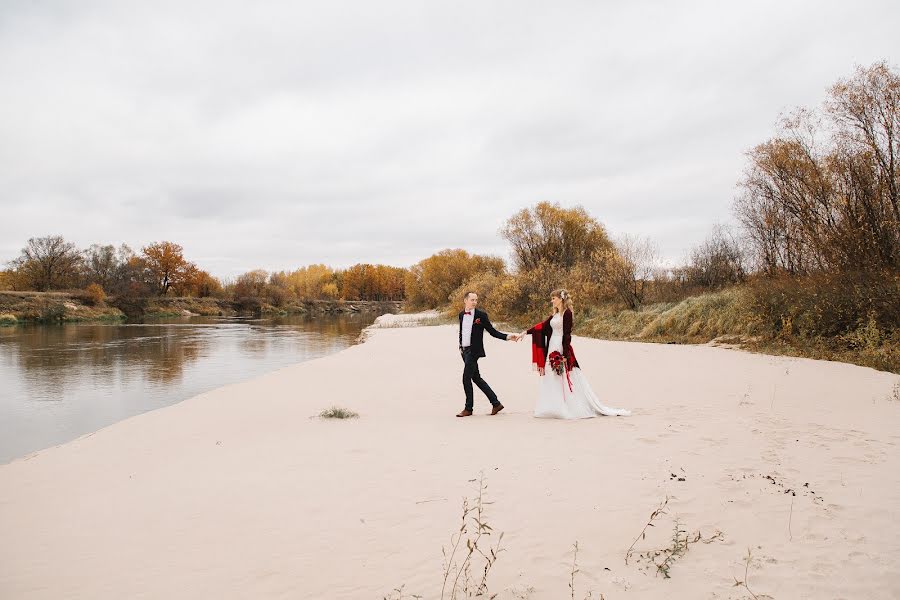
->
<box><xmin>548</xmin><ymin>351</ymin><xmax>566</xmax><ymax>376</ymax></box>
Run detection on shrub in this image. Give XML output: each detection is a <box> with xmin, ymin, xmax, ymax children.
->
<box><xmin>745</xmin><ymin>270</ymin><xmax>899</xmax><ymax>339</ymax></box>
<box><xmin>318</xmin><ymin>406</ymin><xmax>359</xmax><ymax>419</ymax></box>
<box><xmin>84</xmin><ymin>283</ymin><xmax>106</xmax><ymax>306</ymax></box>
<box><xmin>39</xmin><ymin>302</ymin><xmax>65</xmax><ymax>322</ymax></box>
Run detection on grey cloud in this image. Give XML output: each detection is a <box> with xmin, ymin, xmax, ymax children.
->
<box><xmin>1</xmin><ymin>0</ymin><xmax>898</xmax><ymax>278</ymax></box>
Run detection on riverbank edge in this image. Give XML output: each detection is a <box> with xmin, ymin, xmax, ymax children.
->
<box><xmin>0</xmin><ymin>291</ymin><xmax>404</xmax><ymax>325</ymax></box>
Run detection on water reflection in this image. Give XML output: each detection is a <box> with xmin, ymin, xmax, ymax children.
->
<box><xmin>0</xmin><ymin>313</ymin><xmax>378</xmax><ymax>463</ymax></box>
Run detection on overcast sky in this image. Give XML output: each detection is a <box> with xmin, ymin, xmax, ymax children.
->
<box><xmin>1</xmin><ymin>1</ymin><xmax>897</xmax><ymax>279</ymax></box>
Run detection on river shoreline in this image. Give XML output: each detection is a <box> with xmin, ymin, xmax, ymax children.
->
<box><xmin>0</xmin><ymin>291</ymin><xmax>403</xmax><ymax>324</ymax></box>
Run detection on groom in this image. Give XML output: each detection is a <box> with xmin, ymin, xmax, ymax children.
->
<box><xmin>457</xmin><ymin>291</ymin><xmax>515</xmax><ymax>417</ymax></box>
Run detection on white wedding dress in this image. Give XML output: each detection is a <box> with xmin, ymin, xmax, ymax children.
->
<box><xmin>534</xmin><ymin>312</ymin><xmax>631</xmax><ymax>419</ymax></box>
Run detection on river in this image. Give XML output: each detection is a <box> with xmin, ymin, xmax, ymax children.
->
<box><xmin>0</xmin><ymin>313</ymin><xmax>379</xmax><ymax>464</ymax></box>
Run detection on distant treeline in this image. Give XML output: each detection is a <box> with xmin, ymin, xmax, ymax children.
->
<box><xmin>2</xmin><ymin>62</ymin><xmax>897</xmax><ymax>368</ymax></box>
<box><xmin>0</xmin><ymin>240</ymin><xmax>408</xmax><ymax>304</ymax></box>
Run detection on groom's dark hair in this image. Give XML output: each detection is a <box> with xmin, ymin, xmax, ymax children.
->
<box><xmin>463</xmin><ymin>291</ymin><xmax>476</xmax><ymax>300</ymax></box>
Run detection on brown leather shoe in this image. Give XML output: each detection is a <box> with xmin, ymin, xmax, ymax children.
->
<box><xmin>491</xmin><ymin>404</ymin><xmax>504</xmax><ymax>415</ymax></box>
<box><xmin>456</xmin><ymin>409</ymin><xmax>473</xmax><ymax>417</ymax></box>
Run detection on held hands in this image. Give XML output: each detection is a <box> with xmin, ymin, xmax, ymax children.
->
<box><xmin>507</xmin><ymin>331</ymin><xmax>528</xmax><ymax>342</ymax></box>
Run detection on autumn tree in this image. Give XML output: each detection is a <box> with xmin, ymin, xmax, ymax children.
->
<box><xmin>115</xmin><ymin>247</ymin><xmax>152</xmax><ymax>297</ymax></box>
<box><xmin>266</xmin><ymin>271</ymin><xmax>293</xmax><ymax>306</ymax></box>
<box><xmin>595</xmin><ymin>234</ymin><xmax>658</xmax><ymax>310</ymax></box>
<box><xmin>82</xmin><ymin>244</ymin><xmax>118</xmax><ymax>289</ymax></box>
<box><xmin>825</xmin><ymin>61</ymin><xmax>899</xmax><ymax>270</ymax></box>
<box><xmin>341</xmin><ymin>263</ymin><xmax>405</xmax><ymax>300</ymax></box>
<box><xmin>140</xmin><ymin>241</ymin><xmax>197</xmax><ymax>295</ymax></box>
<box><xmin>828</xmin><ymin>62</ymin><xmax>899</xmax><ymax>218</ymax></box>
<box><xmin>686</xmin><ymin>225</ymin><xmax>745</xmax><ymax>289</ymax></box>
<box><xmin>735</xmin><ymin>61</ymin><xmax>899</xmax><ymax>275</ymax></box>
<box><xmin>9</xmin><ymin>235</ymin><xmax>83</xmax><ymax>291</ymax></box>
<box><xmin>232</xmin><ymin>269</ymin><xmax>268</xmax><ymax>299</ymax></box>
<box><xmin>356</xmin><ymin>264</ymin><xmax>406</xmax><ymax>300</ymax></box>
<box><xmin>500</xmin><ymin>202</ymin><xmax>614</xmax><ymax>272</ymax></box>
<box><xmin>192</xmin><ymin>270</ymin><xmax>224</xmax><ymax>298</ymax></box>
<box><xmin>321</xmin><ymin>282</ymin><xmax>339</xmax><ymax>299</ymax></box>
<box><xmin>0</xmin><ymin>268</ymin><xmax>31</xmax><ymax>291</ymax></box>
<box><xmin>0</xmin><ymin>270</ymin><xmax>13</xmax><ymax>290</ymax></box>
<box><xmin>283</xmin><ymin>264</ymin><xmax>336</xmax><ymax>300</ymax></box>
<box><xmin>404</xmin><ymin>249</ymin><xmax>506</xmax><ymax>308</ymax></box>
<box><xmin>341</xmin><ymin>264</ymin><xmax>371</xmax><ymax>300</ymax></box>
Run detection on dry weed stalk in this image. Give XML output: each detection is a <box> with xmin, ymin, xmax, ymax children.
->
<box><xmin>569</xmin><ymin>541</ymin><xmax>604</xmax><ymax>600</ymax></box>
<box><xmin>441</xmin><ymin>473</ymin><xmax>504</xmax><ymax>599</ymax></box>
<box><xmin>625</xmin><ymin>495</ymin><xmax>670</xmax><ymax>564</ymax></box>
<box><xmin>732</xmin><ymin>547</ymin><xmax>761</xmax><ymax>599</ymax></box>
<box><xmin>382</xmin><ymin>584</ymin><xmax>422</xmax><ymax>600</ymax></box>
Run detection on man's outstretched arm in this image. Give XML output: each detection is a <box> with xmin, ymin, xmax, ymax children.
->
<box><xmin>482</xmin><ymin>313</ymin><xmax>513</xmax><ymax>341</ymax></box>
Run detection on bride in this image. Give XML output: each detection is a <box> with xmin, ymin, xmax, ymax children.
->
<box><xmin>514</xmin><ymin>289</ymin><xmax>630</xmax><ymax>419</ymax></box>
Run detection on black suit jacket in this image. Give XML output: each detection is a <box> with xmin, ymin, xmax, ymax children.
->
<box><xmin>459</xmin><ymin>308</ymin><xmax>508</xmax><ymax>358</ymax></box>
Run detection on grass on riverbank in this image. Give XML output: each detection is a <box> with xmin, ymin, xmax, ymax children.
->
<box><xmin>579</xmin><ymin>288</ymin><xmax>756</xmax><ymax>342</ymax></box>
<box><xmin>574</xmin><ymin>287</ymin><xmax>897</xmax><ymax>374</ymax></box>
<box><xmin>481</xmin><ymin>286</ymin><xmax>896</xmax><ymax>374</ymax></box>
<box><xmin>0</xmin><ymin>292</ymin><xmax>126</xmax><ymax>323</ymax></box>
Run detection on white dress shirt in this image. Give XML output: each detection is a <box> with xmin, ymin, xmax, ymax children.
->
<box><xmin>461</xmin><ymin>308</ymin><xmax>475</xmax><ymax>347</ymax></box>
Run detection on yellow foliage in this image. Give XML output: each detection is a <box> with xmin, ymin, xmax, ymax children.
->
<box><xmin>405</xmin><ymin>249</ymin><xmax>505</xmax><ymax>309</ymax></box>
<box><xmin>140</xmin><ymin>241</ymin><xmax>197</xmax><ymax>295</ymax></box>
<box><xmin>501</xmin><ymin>201</ymin><xmax>614</xmax><ymax>271</ymax></box>
<box><xmin>84</xmin><ymin>283</ymin><xmax>106</xmax><ymax>306</ymax></box>
<box><xmin>282</xmin><ymin>264</ymin><xmax>336</xmax><ymax>300</ymax></box>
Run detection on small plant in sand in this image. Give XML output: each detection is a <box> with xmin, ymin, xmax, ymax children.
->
<box><xmin>382</xmin><ymin>584</ymin><xmax>422</xmax><ymax>600</ymax></box>
<box><xmin>569</xmin><ymin>541</ymin><xmax>603</xmax><ymax>600</ymax></box>
<box><xmin>651</xmin><ymin>518</ymin><xmax>690</xmax><ymax>578</ymax></box>
<box><xmin>626</xmin><ymin>495</ymin><xmax>724</xmax><ymax>579</ymax></box>
<box><xmin>441</xmin><ymin>473</ymin><xmax>505</xmax><ymax>599</ymax></box>
<box><xmin>643</xmin><ymin>520</ymin><xmax>724</xmax><ymax>579</ymax></box>
<box><xmin>318</xmin><ymin>406</ymin><xmax>359</xmax><ymax>419</ymax></box>
<box><xmin>732</xmin><ymin>547</ymin><xmax>761</xmax><ymax>599</ymax></box>
<box><xmin>637</xmin><ymin>518</ymin><xmax>724</xmax><ymax>579</ymax></box>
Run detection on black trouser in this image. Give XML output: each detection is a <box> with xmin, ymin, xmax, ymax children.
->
<box><xmin>461</xmin><ymin>347</ymin><xmax>499</xmax><ymax>411</ymax></box>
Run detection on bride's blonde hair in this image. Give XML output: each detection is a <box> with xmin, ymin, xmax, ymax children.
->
<box><xmin>551</xmin><ymin>289</ymin><xmax>574</xmax><ymax>314</ymax></box>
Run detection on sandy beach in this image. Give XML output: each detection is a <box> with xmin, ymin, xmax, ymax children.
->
<box><xmin>1</xmin><ymin>321</ymin><xmax>898</xmax><ymax>599</ymax></box>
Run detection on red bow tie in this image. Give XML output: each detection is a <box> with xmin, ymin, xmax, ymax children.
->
<box><xmin>464</xmin><ymin>311</ymin><xmax>472</xmax><ymax>315</ymax></box>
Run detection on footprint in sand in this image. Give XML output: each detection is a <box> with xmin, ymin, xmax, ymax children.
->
<box><xmin>833</xmin><ymin>454</ymin><xmax>869</xmax><ymax>465</ymax></box>
<box><xmin>700</xmin><ymin>436</ymin><xmax>728</xmax><ymax>446</ymax></box>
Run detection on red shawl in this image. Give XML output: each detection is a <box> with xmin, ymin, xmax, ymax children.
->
<box><xmin>527</xmin><ymin>309</ymin><xmax>579</xmax><ymax>382</ymax></box>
